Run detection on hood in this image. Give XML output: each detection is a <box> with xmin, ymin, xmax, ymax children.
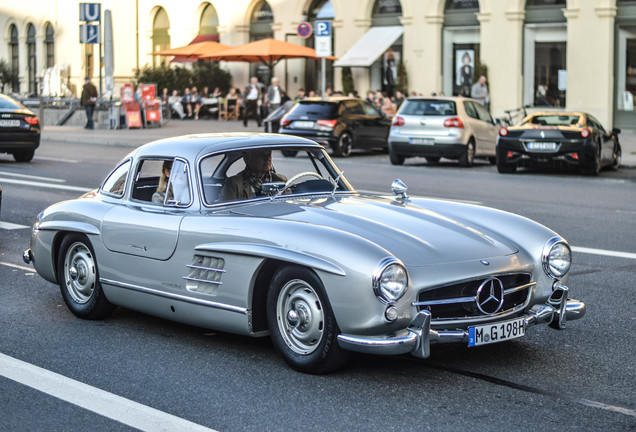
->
<box><xmin>230</xmin><ymin>194</ymin><xmax>518</xmax><ymax>266</ymax></box>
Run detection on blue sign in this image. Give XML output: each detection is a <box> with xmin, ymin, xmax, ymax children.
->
<box><xmin>315</xmin><ymin>20</ymin><xmax>331</xmax><ymax>37</ymax></box>
<box><xmin>80</xmin><ymin>24</ymin><xmax>101</xmax><ymax>44</ymax></box>
<box><xmin>80</xmin><ymin>3</ymin><xmax>101</xmax><ymax>22</ymax></box>
<box><xmin>297</xmin><ymin>22</ymin><xmax>313</xmax><ymax>39</ymax></box>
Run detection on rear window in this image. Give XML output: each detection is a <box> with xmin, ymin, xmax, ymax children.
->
<box><xmin>523</xmin><ymin>114</ymin><xmax>582</xmax><ymax>127</ymax></box>
<box><xmin>290</xmin><ymin>102</ymin><xmax>337</xmax><ymax>117</ymax></box>
<box><xmin>0</xmin><ymin>97</ymin><xmax>24</xmax><ymax>110</ymax></box>
<box><xmin>400</xmin><ymin>99</ymin><xmax>456</xmax><ymax>116</ymax></box>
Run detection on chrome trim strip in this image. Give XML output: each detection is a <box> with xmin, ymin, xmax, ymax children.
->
<box><xmin>100</xmin><ymin>278</ymin><xmax>246</xmax><ymax>314</ymax></box>
<box><xmin>412</xmin><ymin>282</ymin><xmax>536</xmax><ymax>307</ymax></box>
<box><xmin>182</xmin><ymin>276</ymin><xmax>222</xmax><ymax>285</ymax></box>
<box><xmin>504</xmin><ymin>282</ymin><xmax>536</xmax><ymax>295</ymax></box>
<box><xmin>186</xmin><ymin>264</ymin><xmax>226</xmax><ymax>273</ymax></box>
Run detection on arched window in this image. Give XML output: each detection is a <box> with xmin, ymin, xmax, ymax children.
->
<box><xmin>9</xmin><ymin>24</ymin><xmax>19</xmax><ymax>92</ymax></box>
<box><xmin>200</xmin><ymin>3</ymin><xmax>219</xmax><ymax>40</ymax></box>
<box><xmin>152</xmin><ymin>7</ymin><xmax>171</xmax><ymax>67</ymax></box>
<box><xmin>26</xmin><ymin>23</ymin><xmax>36</xmax><ymax>94</ymax></box>
<box><xmin>443</xmin><ymin>0</ymin><xmax>480</xmax><ymax>97</ymax></box>
<box><xmin>372</xmin><ymin>0</ymin><xmax>402</xmax><ymax>26</ymax></box>
<box><xmin>305</xmin><ymin>0</ymin><xmax>335</xmax><ymax>94</ymax></box>
<box><xmin>45</xmin><ymin>23</ymin><xmax>55</xmax><ymax>68</ymax></box>
<box><xmin>249</xmin><ymin>1</ymin><xmax>274</xmax><ymax>84</ymax></box>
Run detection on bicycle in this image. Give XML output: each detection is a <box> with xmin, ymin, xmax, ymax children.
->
<box><xmin>161</xmin><ymin>103</ymin><xmax>172</xmax><ymax>125</ymax></box>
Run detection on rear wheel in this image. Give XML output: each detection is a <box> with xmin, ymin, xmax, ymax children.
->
<box><xmin>281</xmin><ymin>150</ymin><xmax>298</xmax><ymax>158</ymax></box>
<box><xmin>57</xmin><ymin>234</ymin><xmax>115</xmax><ymax>320</ymax></box>
<box><xmin>496</xmin><ymin>147</ymin><xmax>516</xmax><ymax>173</ymax></box>
<box><xmin>13</xmin><ymin>150</ymin><xmax>34</xmax><ymax>162</ymax></box>
<box><xmin>425</xmin><ymin>156</ymin><xmax>440</xmax><ymax>165</ymax></box>
<box><xmin>334</xmin><ymin>132</ymin><xmax>353</xmax><ymax>157</ymax></box>
<box><xmin>458</xmin><ymin>139</ymin><xmax>475</xmax><ymax>167</ymax></box>
<box><xmin>389</xmin><ymin>150</ymin><xmax>405</xmax><ymax>165</ymax></box>
<box><xmin>266</xmin><ymin>265</ymin><xmax>349</xmax><ymax>373</ymax></box>
<box><xmin>581</xmin><ymin>143</ymin><xmax>600</xmax><ymax>176</ymax></box>
<box><xmin>610</xmin><ymin>143</ymin><xmax>622</xmax><ymax>171</ymax></box>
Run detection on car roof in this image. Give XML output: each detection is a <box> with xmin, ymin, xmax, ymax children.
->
<box><xmin>300</xmin><ymin>96</ymin><xmax>356</xmax><ymax>103</ymax></box>
<box><xmin>404</xmin><ymin>96</ymin><xmax>470</xmax><ymax>102</ymax></box>
<box><xmin>129</xmin><ymin>132</ymin><xmax>322</xmax><ymax>161</ymax></box>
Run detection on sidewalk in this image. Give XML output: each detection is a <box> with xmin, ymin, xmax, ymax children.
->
<box><xmin>41</xmin><ymin>118</ymin><xmax>636</xmax><ymax>167</ymax></box>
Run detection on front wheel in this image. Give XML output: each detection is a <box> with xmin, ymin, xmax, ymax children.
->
<box><xmin>266</xmin><ymin>266</ymin><xmax>349</xmax><ymax>373</ymax></box>
<box><xmin>13</xmin><ymin>150</ymin><xmax>34</xmax><ymax>162</ymax></box>
<box><xmin>57</xmin><ymin>234</ymin><xmax>115</xmax><ymax>320</ymax></box>
<box><xmin>610</xmin><ymin>143</ymin><xmax>622</xmax><ymax>171</ymax></box>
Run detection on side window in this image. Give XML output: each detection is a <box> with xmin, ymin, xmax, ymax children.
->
<box><xmin>361</xmin><ymin>101</ymin><xmax>380</xmax><ymax>116</ymax></box>
<box><xmin>588</xmin><ymin>115</ymin><xmax>606</xmax><ymax>134</ymax></box>
<box><xmin>473</xmin><ymin>102</ymin><xmax>493</xmax><ymax>123</ymax></box>
<box><xmin>344</xmin><ymin>100</ymin><xmax>363</xmax><ymax>115</ymax></box>
<box><xmin>101</xmin><ymin>160</ymin><xmax>131</xmax><ymax>197</ymax></box>
<box><xmin>463</xmin><ymin>101</ymin><xmax>478</xmax><ymax>120</ymax></box>
<box><xmin>165</xmin><ymin>159</ymin><xmax>192</xmax><ymax>206</ymax></box>
<box><xmin>199</xmin><ymin>154</ymin><xmax>227</xmax><ymax>205</ymax></box>
<box><xmin>131</xmin><ymin>158</ymin><xmax>170</xmax><ymax>203</ymax></box>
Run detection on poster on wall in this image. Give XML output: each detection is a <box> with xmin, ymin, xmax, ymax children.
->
<box><xmin>383</xmin><ymin>49</ymin><xmax>400</xmax><ymax>95</ymax></box>
<box><xmin>455</xmin><ymin>49</ymin><xmax>474</xmax><ymax>97</ymax></box>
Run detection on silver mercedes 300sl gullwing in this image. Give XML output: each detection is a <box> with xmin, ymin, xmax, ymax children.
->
<box><xmin>24</xmin><ymin>133</ymin><xmax>585</xmax><ymax>373</ymax></box>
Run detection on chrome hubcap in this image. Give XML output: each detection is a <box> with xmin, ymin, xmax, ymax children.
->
<box><xmin>277</xmin><ymin>279</ymin><xmax>324</xmax><ymax>355</ymax></box>
<box><xmin>64</xmin><ymin>242</ymin><xmax>96</xmax><ymax>304</ymax></box>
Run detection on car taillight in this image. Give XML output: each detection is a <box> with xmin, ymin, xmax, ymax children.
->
<box><xmin>280</xmin><ymin>116</ymin><xmax>291</xmax><ymax>127</ymax></box>
<box><xmin>443</xmin><ymin>117</ymin><xmax>463</xmax><ymax>128</ymax></box>
<box><xmin>580</xmin><ymin>128</ymin><xmax>590</xmax><ymax>138</ymax></box>
<box><xmin>24</xmin><ymin>116</ymin><xmax>39</xmax><ymax>125</ymax></box>
<box><xmin>499</xmin><ymin>127</ymin><xmax>509</xmax><ymax>136</ymax></box>
<box><xmin>392</xmin><ymin>116</ymin><xmax>405</xmax><ymax>126</ymax></box>
<box><xmin>316</xmin><ymin>119</ymin><xmax>336</xmax><ymax>128</ymax></box>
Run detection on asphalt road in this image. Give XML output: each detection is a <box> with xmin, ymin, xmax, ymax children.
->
<box><xmin>0</xmin><ymin>139</ymin><xmax>635</xmax><ymax>431</ymax></box>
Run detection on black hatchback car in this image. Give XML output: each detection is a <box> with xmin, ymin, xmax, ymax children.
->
<box><xmin>279</xmin><ymin>97</ymin><xmax>391</xmax><ymax>157</ymax></box>
<box><xmin>0</xmin><ymin>94</ymin><xmax>41</xmax><ymax>162</ymax></box>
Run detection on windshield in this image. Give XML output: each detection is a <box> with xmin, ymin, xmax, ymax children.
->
<box><xmin>199</xmin><ymin>147</ymin><xmax>354</xmax><ymax>205</ymax></box>
<box><xmin>289</xmin><ymin>102</ymin><xmax>337</xmax><ymax>117</ymax></box>
<box><xmin>523</xmin><ymin>114</ymin><xmax>582</xmax><ymax>127</ymax></box>
<box><xmin>0</xmin><ymin>97</ymin><xmax>25</xmax><ymax>110</ymax></box>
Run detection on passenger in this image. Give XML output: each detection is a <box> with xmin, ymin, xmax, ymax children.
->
<box><xmin>220</xmin><ymin>149</ymin><xmax>287</xmax><ymax>202</ymax></box>
<box><xmin>152</xmin><ymin>160</ymin><xmax>173</xmax><ymax>203</ymax></box>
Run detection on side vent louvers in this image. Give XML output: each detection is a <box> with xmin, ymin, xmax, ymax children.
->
<box><xmin>183</xmin><ymin>255</ymin><xmax>226</xmax><ymax>295</ymax></box>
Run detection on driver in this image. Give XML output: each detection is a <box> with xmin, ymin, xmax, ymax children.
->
<box><xmin>220</xmin><ymin>149</ymin><xmax>287</xmax><ymax>202</ymax></box>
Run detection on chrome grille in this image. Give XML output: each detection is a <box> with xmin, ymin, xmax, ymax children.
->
<box><xmin>413</xmin><ymin>273</ymin><xmax>533</xmax><ymax>322</ymax></box>
<box><xmin>183</xmin><ymin>255</ymin><xmax>225</xmax><ymax>295</ymax></box>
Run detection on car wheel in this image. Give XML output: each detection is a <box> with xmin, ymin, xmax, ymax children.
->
<box><xmin>266</xmin><ymin>265</ymin><xmax>349</xmax><ymax>374</ymax></box>
<box><xmin>458</xmin><ymin>139</ymin><xmax>475</xmax><ymax>167</ymax></box>
<box><xmin>334</xmin><ymin>132</ymin><xmax>353</xmax><ymax>157</ymax></box>
<box><xmin>425</xmin><ymin>156</ymin><xmax>440</xmax><ymax>165</ymax></box>
<box><xmin>610</xmin><ymin>143</ymin><xmax>622</xmax><ymax>171</ymax></box>
<box><xmin>496</xmin><ymin>146</ymin><xmax>516</xmax><ymax>173</ymax></box>
<box><xmin>57</xmin><ymin>234</ymin><xmax>115</xmax><ymax>320</ymax></box>
<box><xmin>581</xmin><ymin>143</ymin><xmax>600</xmax><ymax>176</ymax></box>
<box><xmin>13</xmin><ymin>150</ymin><xmax>34</xmax><ymax>162</ymax></box>
<box><xmin>488</xmin><ymin>156</ymin><xmax>497</xmax><ymax>165</ymax></box>
<box><xmin>389</xmin><ymin>150</ymin><xmax>404</xmax><ymax>165</ymax></box>
<box><xmin>281</xmin><ymin>150</ymin><xmax>298</xmax><ymax>158</ymax></box>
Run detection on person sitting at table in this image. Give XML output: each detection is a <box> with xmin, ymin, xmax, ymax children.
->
<box><xmin>181</xmin><ymin>88</ymin><xmax>193</xmax><ymax>118</ymax></box>
<box><xmin>191</xmin><ymin>86</ymin><xmax>203</xmax><ymax>120</ymax></box>
<box><xmin>225</xmin><ymin>88</ymin><xmax>241</xmax><ymax>120</ymax></box>
<box><xmin>168</xmin><ymin>90</ymin><xmax>185</xmax><ymax>119</ymax></box>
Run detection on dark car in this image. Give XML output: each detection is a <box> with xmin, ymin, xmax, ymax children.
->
<box><xmin>0</xmin><ymin>94</ymin><xmax>41</xmax><ymax>162</ymax></box>
<box><xmin>496</xmin><ymin>111</ymin><xmax>621</xmax><ymax>175</ymax></box>
<box><xmin>279</xmin><ymin>97</ymin><xmax>391</xmax><ymax>157</ymax></box>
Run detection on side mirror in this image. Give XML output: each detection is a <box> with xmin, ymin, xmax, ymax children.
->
<box><xmin>612</xmin><ymin>128</ymin><xmax>621</xmax><ymax>135</ymax></box>
<box><xmin>391</xmin><ymin>179</ymin><xmax>409</xmax><ymax>201</ymax></box>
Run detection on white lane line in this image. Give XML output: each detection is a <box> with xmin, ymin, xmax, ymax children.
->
<box><xmin>0</xmin><ymin>261</ymin><xmax>33</xmax><ymax>271</ymax></box>
<box><xmin>0</xmin><ymin>221</ymin><xmax>30</xmax><ymax>230</ymax></box>
<box><xmin>35</xmin><ymin>156</ymin><xmax>79</xmax><ymax>163</ymax></box>
<box><xmin>572</xmin><ymin>246</ymin><xmax>636</xmax><ymax>260</ymax></box>
<box><xmin>0</xmin><ymin>353</ymin><xmax>218</xmax><ymax>432</ymax></box>
<box><xmin>0</xmin><ymin>177</ymin><xmax>91</xmax><ymax>193</ymax></box>
<box><xmin>0</xmin><ymin>171</ymin><xmax>66</xmax><ymax>183</ymax></box>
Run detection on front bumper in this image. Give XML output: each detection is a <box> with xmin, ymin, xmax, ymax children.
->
<box><xmin>337</xmin><ymin>283</ymin><xmax>585</xmax><ymax>358</ymax></box>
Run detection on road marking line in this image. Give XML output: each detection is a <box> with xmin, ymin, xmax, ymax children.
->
<box><xmin>0</xmin><ymin>171</ymin><xmax>66</xmax><ymax>183</ymax></box>
<box><xmin>0</xmin><ymin>353</ymin><xmax>218</xmax><ymax>432</ymax></box>
<box><xmin>0</xmin><ymin>177</ymin><xmax>91</xmax><ymax>193</ymax></box>
<box><xmin>572</xmin><ymin>246</ymin><xmax>636</xmax><ymax>260</ymax></box>
<box><xmin>0</xmin><ymin>261</ymin><xmax>33</xmax><ymax>272</ymax></box>
<box><xmin>35</xmin><ymin>156</ymin><xmax>79</xmax><ymax>163</ymax></box>
<box><xmin>0</xmin><ymin>221</ymin><xmax>29</xmax><ymax>230</ymax></box>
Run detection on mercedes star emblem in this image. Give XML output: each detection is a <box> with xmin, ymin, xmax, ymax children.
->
<box><xmin>476</xmin><ymin>277</ymin><xmax>505</xmax><ymax>315</ymax></box>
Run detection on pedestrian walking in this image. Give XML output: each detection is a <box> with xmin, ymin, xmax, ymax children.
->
<box><xmin>242</xmin><ymin>77</ymin><xmax>264</xmax><ymax>127</ymax></box>
<box><xmin>471</xmin><ymin>75</ymin><xmax>490</xmax><ymax>109</ymax></box>
<box><xmin>80</xmin><ymin>76</ymin><xmax>98</xmax><ymax>129</ymax></box>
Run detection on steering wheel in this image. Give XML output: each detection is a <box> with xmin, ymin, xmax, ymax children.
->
<box><xmin>283</xmin><ymin>171</ymin><xmax>323</xmax><ymax>191</ymax></box>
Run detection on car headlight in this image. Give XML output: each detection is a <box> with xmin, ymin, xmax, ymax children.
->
<box><xmin>373</xmin><ymin>258</ymin><xmax>408</xmax><ymax>303</ymax></box>
<box><xmin>542</xmin><ymin>237</ymin><xmax>571</xmax><ymax>279</ymax></box>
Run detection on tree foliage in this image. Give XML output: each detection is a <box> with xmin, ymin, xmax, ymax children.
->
<box><xmin>134</xmin><ymin>61</ymin><xmax>232</xmax><ymax>94</ymax></box>
<box><xmin>341</xmin><ymin>67</ymin><xmax>354</xmax><ymax>96</ymax></box>
<box><xmin>396</xmin><ymin>58</ymin><xmax>408</xmax><ymax>95</ymax></box>
<box><xmin>0</xmin><ymin>59</ymin><xmax>18</xmax><ymax>93</ymax></box>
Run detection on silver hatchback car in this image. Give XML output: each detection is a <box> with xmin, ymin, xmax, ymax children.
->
<box><xmin>388</xmin><ymin>96</ymin><xmax>499</xmax><ymax>166</ymax></box>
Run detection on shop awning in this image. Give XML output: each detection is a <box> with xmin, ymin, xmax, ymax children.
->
<box><xmin>333</xmin><ymin>26</ymin><xmax>403</xmax><ymax>68</ymax></box>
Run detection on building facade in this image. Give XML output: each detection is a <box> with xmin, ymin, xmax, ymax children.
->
<box><xmin>1</xmin><ymin>0</ymin><xmax>635</xmax><ymax>129</ymax></box>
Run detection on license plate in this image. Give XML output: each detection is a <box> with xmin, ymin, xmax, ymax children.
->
<box><xmin>468</xmin><ymin>317</ymin><xmax>526</xmax><ymax>347</ymax></box>
<box><xmin>0</xmin><ymin>119</ymin><xmax>20</xmax><ymax>127</ymax></box>
<box><xmin>293</xmin><ymin>121</ymin><xmax>314</xmax><ymax>129</ymax></box>
<box><xmin>526</xmin><ymin>141</ymin><xmax>557</xmax><ymax>152</ymax></box>
<box><xmin>409</xmin><ymin>137</ymin><xmax>434</xmax><ymax>145</ymax></box>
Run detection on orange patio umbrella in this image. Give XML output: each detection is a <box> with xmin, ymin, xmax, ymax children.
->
<box><xmin>151</xmin><ymin>41</ymin><xmax>230</xmax><ymax>59</ymax></box>
<box><xmin>200</xmin><ymin>38</ymin><xmax>336</xmax><ymax>71</ymax></box>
